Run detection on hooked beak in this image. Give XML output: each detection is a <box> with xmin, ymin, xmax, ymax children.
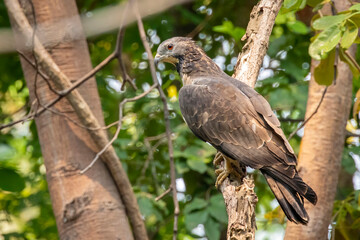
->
<box><xmin>154</xmin><ymin>54</ymin><xmax>179</xmax><ymax>67</ymax></box>
<box><xmin>154</xmin><ymin>53</ymin><xmax>163</xmax><ymax>66</ymax></box>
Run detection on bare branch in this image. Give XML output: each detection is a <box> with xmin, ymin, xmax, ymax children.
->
<box><xmin>155</xmin><ymin>188</ymin><xmax>173</xmax><ymax>201</ymax></box>
<box><xmin>133</xmin><ymin>0</ymin><xmax>179</xmax><ymax>238</ymax></box>
<box><xmin>1</xmin><ymin>2</ymin><xmax>133</xmax><ymax>130</ymax></box>
<box><xmin>140</xmin><ymin>133</ymin><xmax>167</xmax><ymax>180</ymax></box>
<box><xmin>279</xmin><ymin>118</ymin><xmax>304</xmax><ymax>123</ymax></box>
<box><xmin>288</xmin><ymin>87</ymin><xmax>328</xmax><ymax>140</ymax></box>
<box><xmin>113</xmin><ymin>2</ymin><xmax>137</xmax><ymax>91</ymax></box>
<box><xmin>81</xmin><ymin>83</ymin><xmax>158</xmax><ymax>174</ymax></box>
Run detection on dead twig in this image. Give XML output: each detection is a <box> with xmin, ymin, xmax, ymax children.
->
<box><xmin>155</xmin><ymin>187</ymin><xmax>172</xmax><ymax>201</ymax></box>
<box><xmin>80</xmin><ymin>83</ymin><xmax>158</xmax><ymax>174</ymax></box>
<box><xmin>288</xmin><ymin>87</ymin><xmax>328</xmax><ymax>140</ymax></box>
<box><xmin>140</xmin><ymin>133</ymin><xmax>167</xmax><ymax>179</ymax></box>
<box><xmin>114</xmin><ymin>2</ymin><xmax>137</xmax><ymax>91</ymax></box>
<box><xmin>132</xmin><ymin>0</ymin><xmax>179</xmax><ymax>239</ymax></box>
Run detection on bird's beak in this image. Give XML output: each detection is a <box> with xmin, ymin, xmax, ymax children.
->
<box><xmin>154</xmin><ymin>53</ymin><xmax>163</xmax><ymax>66</ymax></box>
<box><xmin>154</xmin><ymin>54</ymin><xmax>179</xmax><ymax>67</ymax></box>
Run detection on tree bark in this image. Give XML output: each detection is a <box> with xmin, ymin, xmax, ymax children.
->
<box><xmin>284</xmin><ymin>1</ymin><xmax>355</xmax><ymax>239</ymax></box>
<box><xmin>7</xmin><ymin>0</ymin><xmax>134</xmax><ymax>239</ymax></box>
<box><xmin>219</xmin><ymin>1</ymin><xmax>283</xmax><ymax>239</ymax></box>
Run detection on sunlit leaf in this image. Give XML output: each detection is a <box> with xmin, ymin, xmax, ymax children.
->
<box><xmin>283</xmin><ymin>0</ymin><xmax>306</xmax><ymax>12</ymax></box>
<box><xmin>339</xmin><ymin>48</ymin><xmax>360</xmax><ymax>79</ymax></box>
<box><xmin>167</xmin><ymin>85</ymin><xmax>178</xmax><ymax>99</ymax></box>
<box><xmin>309</xmin><ymin>24</ymin><xmax>341</xmax><ymax>60</ymax></box>
<box><xmin>350</xmin><ymin>3</ymin><xmax>360</xmax><ymax>11</ymax></box>
<box><xmin>213</xmin><ymin>21</ymin><xmax>245</xmax><ymax>42</ymax></box>
<box><xmin>314</xmin><ymin>48</ymin><xmax>335</xmax><ymax>86</ymax></box>
<box><xmin>312</xmin><ymin>14</ymin><xmax>350</xmax><ymax>30</ymax></box>
<box><xmin>340</xmin><ymin>19</ymin><xmax>358</xmax><ymax>49</ymax></box>
<box><xmin>287</xmin><ymin>20</ymin><xmax>308</xmax><ymax>34</ymax></box>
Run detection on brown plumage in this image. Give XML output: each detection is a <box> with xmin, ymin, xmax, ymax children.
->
<box><xmin>155</xmin><ymin>37</ymin><xmax>317</xmax><ymax>224</ymax></box>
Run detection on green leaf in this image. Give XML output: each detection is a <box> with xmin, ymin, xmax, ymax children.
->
<box><xmin>209</xmin><ymin>194</ymin><xmax>228</xmax><ymax>223</ymax></box>
<box><xmin>312</xmin><ymin>14</ymin><xmax>350</xmax><ymax>30</ymax></box>
<box><xmin>213</xmin><ymin>21</ymin><xmax>245</xmax><ymax>42</ymax></box>
<box><xmin>287</xmin><ymin>20</ymin><xmax>308</xmax><ymax>34</ymax></box>
<box><xmin>350</xmin><ymin>3</ymin><xmax>360</xmax><ymax>11</ymax></box>
<box><xmin>283</xmin><ymin>0</ymin><xmax>306</xmax><ymax>12</ymax></box>
<box><xmin>307</xmin><ymin>0</ymin><xmax>324</xmax><ymax>7</ymax></box>
<box><xmin>184</xmin><ymin>198</ymin><xmax>208</xmax><ymax>214</ymax></box>
<box><xmin>314</xmin><ymin>48</ymin><xmax>335</xmax><ymax>86</ymax></box>
<box><xmin>176</xmin><ymin>161</ymin><xmax>190</xmax><ymax>174</ymax></box>
<box><xmin>309</xmin><ymin>24</ymin><xmax>341</xmax><ymax>60</ymax></box>
<box><xmin>187</xmin><ymin>158</ymin><xmax>207</xmax><ymax>174</ymax></box>
<box><xmin>0</xmin><ymin>168</ymin><xmax>25</xmax><ymax>192</ymax></box>
<box><xmin>232</xmin><ymin>28</ymin><xmax>246</xmax><ymax>42</ymax></box>
<box><xmin>184</xmin><ymin>210</ymin><xmax>208</xmax><ymax>231</ymax></box>
<box><xmin>350</xmin><ymin>14</ymin><xmax>360</xmax><ymax>27</ymax></box>
<box><xmin>204</xmin><ymin>217</ymin><xmax>221</xmax><ymax>240</ymax></box>
<box><xmin>213</xmin><ymin>21</ymin><xmax>234</xmax><ymax>34</ymax></box>
<box><xmin>340</xmin><ymin>20</ymin><xmax>358</xmax><ymax>49</ymax></box>
<box><xmin>339</xmin><ymin>47</ymin><xmax>360</xmax><ymax>79</ymax></box>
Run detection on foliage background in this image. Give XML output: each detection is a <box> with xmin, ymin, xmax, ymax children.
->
<box><xmin>0</xmin><ymin>0</ymin><xmax>360</xmax><ymax>239</ymax></box>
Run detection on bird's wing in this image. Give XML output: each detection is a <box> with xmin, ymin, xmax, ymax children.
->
<box><xmin>179</xmin><ymin>80</ymin><xmax>296</xmax><ymax>169</ymax></box>
<box><xmin>225</xmin><ymin>77</ymin><xmax>294</xmax><ymax>154</ymax></box>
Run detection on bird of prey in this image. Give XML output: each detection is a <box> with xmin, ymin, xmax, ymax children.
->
<box><xmin>155</xmin><ymin>37</ymin><xmax>317</xmax><ymax>224</ymax></box>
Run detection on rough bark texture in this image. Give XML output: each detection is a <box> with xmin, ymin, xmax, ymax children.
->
<box><xmin>232</xmin><ymin>0</ymin><xmax>284</xmax><ymax>87</ymax></box>
<box><xmin>284</xmin><ymin>2</ymin><xmax>355</xmax><ymax>239</ymax></box>
<box><xmin>7</xmin><ymin>0</ymin><xmax>134</xmax><ymax>239</ymax></box>
<box><xmin>219</xmin><ymin>1</ymin><xmax>283</xmax><ymax>239</ymax></box>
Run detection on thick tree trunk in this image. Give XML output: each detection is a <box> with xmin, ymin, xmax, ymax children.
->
<box><xmin>8</xmin><ymin>0</ymin><xmax>133</xmax><ymax>239</ymax></box>
<box><xmin>284</xmin><ymin>2</ymin><xmax>354</xmax><ymax>239</ymax></box>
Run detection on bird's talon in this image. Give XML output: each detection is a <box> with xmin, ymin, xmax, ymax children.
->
<box><xmin>213</xmin><ymin>152</ymin><xmax>223</xmax><ymax>166</ymax></box>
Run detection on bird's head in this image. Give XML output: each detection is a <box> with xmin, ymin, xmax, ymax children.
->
<box><xmin>154</xmin><ymin>37</ymin><xmax>196</xmax><ymax>66</ymax></box>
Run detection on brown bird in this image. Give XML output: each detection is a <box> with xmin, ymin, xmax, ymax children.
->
<box><xmin>155</xmin><ymin>37</ymin><xmax>317</xmax><ymax>224</ymax></box>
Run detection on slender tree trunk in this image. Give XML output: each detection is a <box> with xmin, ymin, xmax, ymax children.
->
<box><xmin>218</xmin><ymin>1</ymin><xmax>283</xmax><ymax>239</ymax></box>
<box><xmin>7</xmin><ymin>0</ymin><xmax>134</xmax><ymax>239</ymax></box>
<box><xmin>284</xmin><ymin>1</ymin><xmax>354</xmax><ymax>239</ymax></box>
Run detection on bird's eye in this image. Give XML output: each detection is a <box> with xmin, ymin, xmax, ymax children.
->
<box><xmin>167</xmin><ymin>44</ymin><xmax>174</xmax><ymax>50</ymax></box>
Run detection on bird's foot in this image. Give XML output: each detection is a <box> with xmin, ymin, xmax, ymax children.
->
<box><xmin>213</xmin><ymin>152</ymin><xmax>243</xmax><ymax>188</ymax></box>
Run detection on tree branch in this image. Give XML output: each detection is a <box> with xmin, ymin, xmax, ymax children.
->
<box><xmin>133</xmin><ymin>0</ymin><xmax>179</xmax><ymax>239</ymax></box>
<box><xmin>4</xmin><ymin>1</ymin><xmax>148</xmax><ymax>239</ymax></box>
<box><xmin>288</xmin><ymin>87</ymin><xmax>328</xmax><ymax>140</ymax></box>
<box><xmin>80</xmin><ymin>83</ymin><xmax>158</xmax><ymax>173</ymax></box>
<box><xmin>220</xmin><ymin>0</ymin><xmax>284</xmax><ymax>239</ymax></box>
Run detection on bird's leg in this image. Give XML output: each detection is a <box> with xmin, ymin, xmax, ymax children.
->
<box><xmin>213</xmin><ymin>152</ymin><xmax>244</xmax><ymax>188</ymax></box>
